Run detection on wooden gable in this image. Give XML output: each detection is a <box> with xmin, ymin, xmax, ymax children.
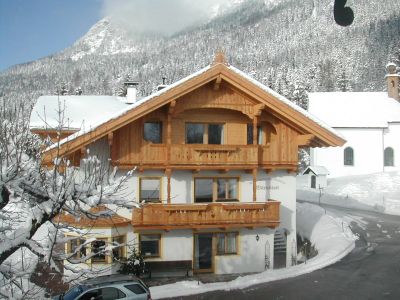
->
<box><xmin>42</xmin><ymin>58</ymin><xmax>345</xmax><ymax>166</ymax></box>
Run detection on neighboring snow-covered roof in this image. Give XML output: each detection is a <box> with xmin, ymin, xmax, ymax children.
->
<box><xmin>303</xmin><ymin>166</ymin><xmax>329</xmax><ymax>176</ymax></box>
<box><xmin>30</xmin><ymin>95</ymin><xmax>129</xmax><ymax>130</ymax></box>
<box><xmin>309</xmin><ymin>92</ymin><xmax>400</xmax><ymax>128</ymax></box>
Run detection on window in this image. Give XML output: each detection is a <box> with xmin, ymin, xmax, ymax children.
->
<box><xmin>100</xmin><ymin>287</ymin><xmax>126</xmax><ymax>300</ymax></box>
<box><xmin>140</xmin><ymin>234</ymin><xmax>161</xmax><ymax>257</ymax></box>
<box><xmin>217</xmin><ymin>178</ymin><xmax>238</xmax><ymax>201</ymax></box>
<box><xmin>344</xmin><ymin>147</ymin><xmax>354</xmax><ymax>166</ymax></box>
<box><xmin>384</xmin><ymin>147</ymin><xmax>394</xmax><ymax>166</ymax></box>
<box><xmin>194</xmin><ymin>178</ymin><xmax>239</xmax><ymax>203</ymax></box>
<box><xmin>216</xmin><ymin>232</ymin><xmax>238</xmax><ymax>255</ymax></box>
<box><xmin>67</xmin><ymin>238</ymin><xmax>86</xmax><ymax>260</ymax></box>
<box><xmin>91</xmin><ymin>239</ymin><xmax>107</xmax><ymax>263</ymax></box>
<box><xmin>124</xmin><ymin>284</ymin><xmax>146</xmax><ymax>295</ymax></box>
<box><xmin>247</xmin><ymin>124</ymin><xmax>262</xmax><ymax>145</ymax></box>
<box><xmin>186</xmin><ymin>123</ymin><xmax>224</xmax><ymax>144</ymax></box>
<box><xmin>112</xmin><ymin>236</ymin><xmax>126</xmax><ymax>261</ymax></box>
<box><xmin>140</xmin><ymin>178</ymin><xmax>161</xmax><ymax>203</ymax></box>
<box><xmin>144</xmin><ymin>122</ymin><xmax>162</xmax><ymax>143</ymax></box>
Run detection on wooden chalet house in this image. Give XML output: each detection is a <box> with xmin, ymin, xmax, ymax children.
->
<box><xmin>31</xmin><ymin>53</ymin><xmax>344</xmax><ymax>276</ymax></box>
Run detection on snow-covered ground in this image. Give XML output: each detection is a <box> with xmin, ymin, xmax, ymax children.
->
<box><xmin>150</xmin><ymin>203</ymin><xmax>357</xmax><ymax>299</ymax></box>
<box><xmin>298</xmin><ymin>171</ymin><xmax>400</xmax><ymax>216</ymax></box>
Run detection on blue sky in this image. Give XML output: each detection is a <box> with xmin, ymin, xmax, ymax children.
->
<box><xmin>0</xmin><ymin>0</ymin><xmax>103</xmax><ymax>71</ymax></box>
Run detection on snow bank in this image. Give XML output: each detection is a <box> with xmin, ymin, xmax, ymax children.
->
<box><xmin>149</xmin><ymin>203</ymin><xmax>356</xmax><ymax>299</ymax></box>
<box><xmin>297</xmin><ymin>171</ymin><xmax>400</xmax><ymax>216</ymax></box>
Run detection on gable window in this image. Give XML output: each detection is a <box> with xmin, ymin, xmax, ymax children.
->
<box><xmin>344</xmin><ymin>147</ymin><xmax>354</xmax><ymax>166</ymax></box>
<box><xmin>247</xmin><ymin>124</ymin><xmax>262</xmax><ymax>145</ymax></box>
<box><xmin>216</xmin><ymin>232</ymin><xmax>238</xmax><ymax>255</ymax></box>
<box><xmin>140</xmin><ymin>178</ymin><xmax>161</xmax><ymax>203</ymax></box>
<box><xmin>144</xmin><ymin>122</ymin><xmax>162</xmax><ymax>143</ymax></box>
<box><xmin>140</xmin><ymin>234</ymin><xmax>161</xmax><ymax>257</ymax></box>
<box><xmin>67</xmin><ymin>238</ymin><xmax>86</xmax><ymax>260</ymax></box>
<box><xmin>186</xmin><ymin>123</ymin><xmax>224</xmax><ymax>144</ymax></box>
<box><xmin>384</xmin><ymin>147</ymin><xmax>394</xmax><ymax>166</ymax></box>
<box><xmin>194</xmin><ymin>178</ymin><xmax>239</xmax><ymax>203</ymax></box>
<box><xmin>91</xmin><ymin>239</ymin><xmax>107</xmax><ymax>263</ymax></box>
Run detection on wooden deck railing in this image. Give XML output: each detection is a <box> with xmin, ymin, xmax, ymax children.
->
<box><xmin>132</xmin><ymin>201</ymin><xmax>280</xmax><ymax>230</ymax></box>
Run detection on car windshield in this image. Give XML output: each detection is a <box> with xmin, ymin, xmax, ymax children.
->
<box><xmin>62</xmin><ymin>285</ymin><xmax>89</xmax><ymax>300</ymax></box>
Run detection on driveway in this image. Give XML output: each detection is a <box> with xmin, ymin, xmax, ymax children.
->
<box><xmin>171</xmin><ymin>204</ymin><xmax>400</xmax><ymax>300</ymax></box>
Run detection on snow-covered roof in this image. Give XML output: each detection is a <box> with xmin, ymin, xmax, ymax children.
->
<box><xmin>308</xmin><ymin>92</ymin><xmax>400</xmax><ymax>128</ymax></box>
<box><xmin>30</xmin><ymin>95</ymin><xmax>129</xmax><ymax>130</ymax></box>
<box><xmin>43</xmin><ymin>63</ymin><xmax>344</xmax><ymax>154</ymax></box>
<box><xmin>303</xmin><ymin>166</ymin><xmax>329</xmax><ymax>176</ymax></box>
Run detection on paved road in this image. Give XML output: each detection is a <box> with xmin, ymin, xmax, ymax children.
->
<box><xmin>172</xmin><ymin>205</ymin><xmax>400</xmax><ymax>300</ymax></box>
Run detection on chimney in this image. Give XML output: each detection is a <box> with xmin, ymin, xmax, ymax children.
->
<box><xmin>157</xmin><ymin>76</ymin><xmax>168</xmax><ymax>91</ymax></box>
<box><xmin>385</xmin><ymin>63</ymin><xmax>399</xmax><ymax>101</ymax></box>
<box><xmin>124</xmin><ymin>80</ymin><xmax>139</xmax><ymax>104</ymax></box>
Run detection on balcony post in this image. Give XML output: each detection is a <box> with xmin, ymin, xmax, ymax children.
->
<box><xmin>165</xmin><ymin>168</ymin><xmax>172</xmax><ymax>204</ymax></box>
<box><xmin>252</xmin><ymin>168</ymin><xmax>257</xmax><ymax>202</ymax></box>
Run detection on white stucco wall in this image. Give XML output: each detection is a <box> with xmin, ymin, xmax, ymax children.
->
<box><xmin>311</xmin><ymin>128</ymin><xmax>385</xmax><ymax>177</ymax></box>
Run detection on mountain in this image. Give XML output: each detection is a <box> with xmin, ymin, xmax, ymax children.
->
<box><xmin>1</xmin><ymin>0</ymin><xmax>399</xmax><ymax>108</ymax></box>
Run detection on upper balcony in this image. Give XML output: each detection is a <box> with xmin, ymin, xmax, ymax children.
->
<box><xmin>132</xmin><ymin>201</ymin><xmax>280</xmax><ymax>230</ymax></box>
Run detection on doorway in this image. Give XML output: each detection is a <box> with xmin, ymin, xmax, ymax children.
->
<box><xmin>194</xmin><ymin>233</ymin><xmax>213</xmax><ymax>273</ymax></box>
<box><xmin>311</xmin><ymin>175</ymin><xmax>316</xmax><ymax>189</ymax></box>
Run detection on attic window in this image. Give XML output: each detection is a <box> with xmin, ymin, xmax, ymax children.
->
<box><xmin>144</xmin><ymin>122</ymin><xmax>162</xmax><ymax>144</ymax></box>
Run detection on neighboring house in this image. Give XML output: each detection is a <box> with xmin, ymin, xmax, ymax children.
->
<box><xmin>298</xmin><ymin>166</ymin><xmax>329</xmax><ymax>189</ymax></box>
<box><xmin>309</xmin><ymin>63</ymin><xmax>400</xmax><ymax>178</ymax></box>
<box><xmin>31</xmin><ymin>53</ymin><xmax>344</xmax><ymax>276</ymax></box>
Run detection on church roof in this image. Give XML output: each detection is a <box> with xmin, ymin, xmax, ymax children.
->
<box><xmin>309</xmin><ymin>92</ymin><xmax>400</xmax><ymax>128</ymax></box>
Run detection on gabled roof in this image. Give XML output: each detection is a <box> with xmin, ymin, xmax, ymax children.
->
<box><xmin>42</xmin><ymin>61</ymin><xmax>345</xmax><ymax>163</ymax></box>
<box><xmin>30</xmin><ymin>95</ymin><xmax>129</xmax><ymax>131</ymax></box>
<box><xmin>303</xmin><ymin>166</ymin><xmax>329</xmax><ymax>176</ymax></box>
<box><xmin>309</xmin><ymin>92</ymin><xmax>400</xmax><ymax>128</ymax></box>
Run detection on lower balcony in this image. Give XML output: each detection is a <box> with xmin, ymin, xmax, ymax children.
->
<box><xmin>132</xmin><ymin>201</ymin><xmax>280</xmax><ymax>230</ymax></box>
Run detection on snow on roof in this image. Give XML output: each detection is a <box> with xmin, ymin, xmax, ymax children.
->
<box><xmin>228</xmin><ymin>66</ymin><xmax>344</xmax><ymax>139</ymax></box>
<box><xmin>308</xmin><ymin>92</ymin><xmax>400</xmax><ymax>128</ymax></box>
<box><xmin>303</xmin><ymin>165</ymin><xmax>329</xmax><ymax>176</ymax></box>
<box><xmin>30</xmin><ymin>95</ymin><xmax>129</xmax><ymax>130</ymax></box>
<box><xmin>46</xmin><ymin>63</ymin><xmax>343</xmax><ymax>151</ymax></box>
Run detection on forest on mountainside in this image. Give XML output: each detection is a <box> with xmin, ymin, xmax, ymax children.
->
<box><xmin>0</xmin><ymin>0</ymin><xmax>399</xmax><ymax>108</ymax></box>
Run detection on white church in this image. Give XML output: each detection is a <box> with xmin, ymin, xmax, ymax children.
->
<box><xmin>309</xmin><ymin>63</ymin><xmax>400</xmax><ymax>178</ymax></box>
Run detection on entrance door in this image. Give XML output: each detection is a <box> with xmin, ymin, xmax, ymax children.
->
<box><xmin>194</xmin><ymin>233</ymin><xmax>213</xmax><ymax>273</ymax></box>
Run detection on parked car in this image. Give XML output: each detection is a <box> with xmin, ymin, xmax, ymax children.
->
<box><xmin>52</xmin><ymin>274</ymin><xmax>151</xmax><ymax>300</ymax></box>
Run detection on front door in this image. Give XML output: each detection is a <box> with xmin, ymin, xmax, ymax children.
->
<box><xmin>194</xmin><ymin>233</ymin><xmax>213</xmax><ymax>273</ymax></box>
<box><xmin>311</xmin><ymin>175</ymin><xmax>316</xmax><ymax>189</ymax></box>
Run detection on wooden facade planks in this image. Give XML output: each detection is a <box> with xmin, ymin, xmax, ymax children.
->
<box><xmin>132</xmin><ymin>201</ymin><xmax>280</xmax><ymax>230</ymax></box>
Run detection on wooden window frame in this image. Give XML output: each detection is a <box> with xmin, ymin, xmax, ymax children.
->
<box><xmin>139</xmin><ymin>177</ymin><xmax>162</xmax><ymax>203</ymax></box>
<box><xmin>139</xmin><ymin>234</ymin><xmax>161</xmax><ymax>258</ymax></box>
<box><xmin>112</xmin><ymin>235</ymin><xmax>126</xmax><ymax>262</ymax></box>
<box><xmin>216</xmin><ymin>232</ymin><xmax>239</xmax><ymax>255</ymax></box>
<box><xmin>194</xmin><ymin>177</ymin><xmax>239</xmax><ymax>203</ymax></box>
<box><xmin>185</xmin><ymin>123</ymin><xmax>225</xmax><ymax>145</ymax></box>
<box><xmin>143</xmin><ymin>121</ymin><xmax>163</xmax><ymax>144</ymax></box>
<box><xmin>66</xmin><ymin>237</ymin><xmax>86</xmax><ymax>260</ymax></box>
<box><xmin>91</xmin><ymin>238</ymin><xmax>108</xmax><ymax>264</ymax></box>
<box><xmin>247</xmin><ymin>124</ymin><xmax>263</xmax><ymax>145</ymax></box>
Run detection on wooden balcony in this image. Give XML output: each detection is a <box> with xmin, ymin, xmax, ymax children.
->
<box><xmin>132</xmin><ymin>201</ymin><xmax>280</xmax><ymax>230</ymax></box>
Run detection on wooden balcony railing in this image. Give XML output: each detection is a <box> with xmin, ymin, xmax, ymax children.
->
<box><xmin>132</xmin><ymin>201</ymin><xmax>280</xmax><ymax>230</ymax></box>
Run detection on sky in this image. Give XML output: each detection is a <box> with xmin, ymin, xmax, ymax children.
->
<box><xmin>0</xmin><ymin>0</ymin><xmax>234</xmax><ymax>72</ymax></box>
<box><xmin>0</xmin><ymin>0</ymin><xmax>103</xmax><ymax>71</ymax></box>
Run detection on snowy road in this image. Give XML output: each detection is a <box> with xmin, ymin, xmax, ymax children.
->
<box><xmin>172</xmin><ymin>204</ymin><xmax>400</xmax><ymax>300</ymax></box>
